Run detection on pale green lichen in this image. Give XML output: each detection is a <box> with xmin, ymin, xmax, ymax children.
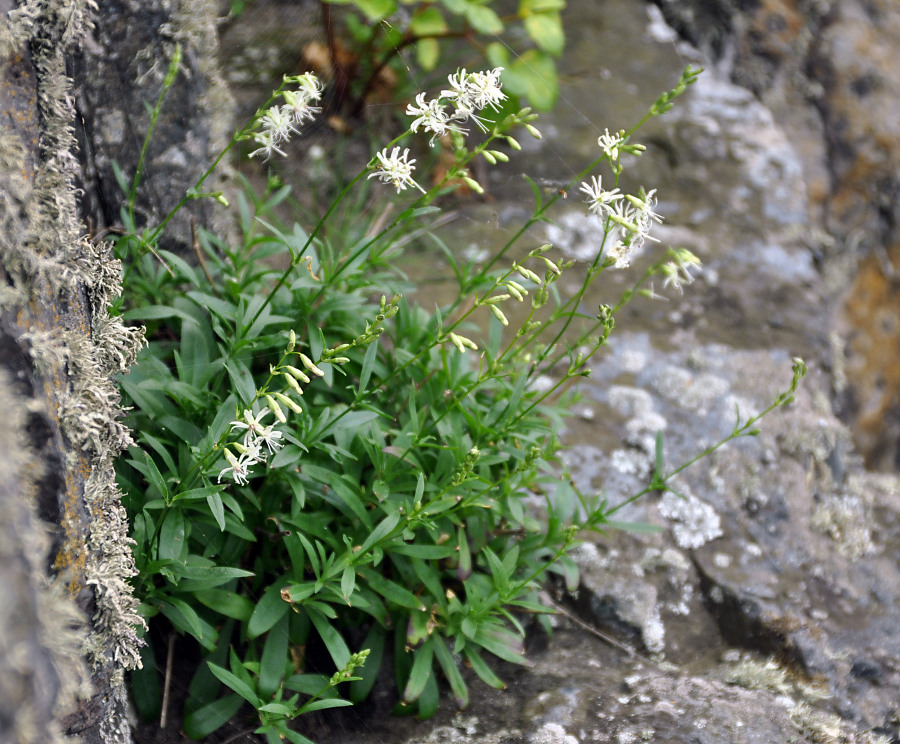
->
<box><xmin>790</xmin><ymin>703</ymin><xmax>891</xmax><ymax>744</ymax></box>
<box><xmin>3</xmin><ymin>1</ymin><xmax>146</xmax><ymax>741</ymax></box>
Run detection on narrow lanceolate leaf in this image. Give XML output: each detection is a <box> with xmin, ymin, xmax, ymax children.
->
<box><xmin>463</xmin><ymin>647</ymin><xmax>507</xmax><ymax>690</ymax></box>
<box><xmin>432</xmin><ymin>637</ymin><xmax>469</xmax><ymax>709</ymax></box>
<box><xmin>247</xmin><ymin>582</ymin><xmax>290</xmax><ymax>639</ymax></box>
<box><xmin>474</xmin><ymin>623</ymin><xmax>530</xmax><ymax>666</ymax></box>
<box><xmin>182</xmin><ymin>693</ymin><xmax>244</xmax><ymax>739</ymax></box>
<box><xmin>357</xmin><ymin>566</ymin><xmax>426</xmax><ymax>611</ymax></box>
<box><xmin>358</xmin><ymin>511</ymin><xmax>400</xmax><ymax>555</ymax></box>
<box><xmin>402</xmin><ymin>639</ymin><xmax>434</xmax><ymax>703</ymax></box>
<box><xmin>207</xmin><ymin>662</ymin><xmax>261</xmax><ymax>707</ymax></box>
<box><xmin>258</xmin><ymin>613</ymin><xmax>289</xmax><ymax>699</ymax></box>
<box><xmin>308</xmin><ymin>607</ymin><xmax>351</xmax><ymax>671</ymax></box>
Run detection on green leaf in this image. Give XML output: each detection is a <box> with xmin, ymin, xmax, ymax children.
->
<box><xmin>225</xmin><ymin>358</ymin><xmax>257</xmax><ymax>404</ymax></box>
<box><xmin>297</xmin><ymin>698</ymin><xmax>354</xmax><ymax>714</ymax></box>
<box><xmin>390</xmin><ymin>544</ymin><xmax>455</xmax><ymax>559</ymax></box>
<box><xmin>358</xmin><ymin>566</ymin><xmax>426</xmax><ymax>611</ymax></box>
<box><xmin>176</xmin><ymin>562</ymin><xmax>254</xmax><ymax>586</ymax></box>
<box><xmin>415</xmin><ymin>37</ymin><xmax>440</xmax><ymax>71</ymax></box>
<box><xmin>131</xmin><ymin>641</ymin><xmax>161</xmax><ymax>721</ymax></box>
<box><xmin>402</xmin><ymin>639</ymin><xmax>434</xmax><ymax>703</ymax></box>
<box><xmin>474</xmin><ymin>622</ymin><xmax>528</xmax><ymax>666</ymax></box>
<box><xmin>519</xmin><ymin>0</ymin><xmax>565</xmax><ymax>13</ymax></box>
<box><xmin>340</xmin><ymin>565</ymin><xmax>356</xmax><ymax>604</ymax></box>
<box><xmin>194</xmin><ymin>589</ymin><xmax>254</xmax><ymax>621</ymax></box>
<box><xmin>358</xmin><ymin>341</ymin><xmax>378</xmax><ymax>395</ymax></box>
<box><xmin>182</xmin><ymin>693</ymin><xmax>244</xmax><ymax>739</ymax></box>
<box><xmin>463</xmin><ymin>646</ymin><xmax>506</xmax><ymax>689</ymax></box>
<box><xmin>410</xmin><ymin>5</ymin><xmax>448</xmax><ymax>34</ymax></box>
<box><xmin>465</xmin><ymin>3</ymin><xmax>503</xmax><ymax>33</ymax></box>
<box><xmin>523</xmin><ymin>11</ymin><xmax>564</xmax><ymax>56</ymax></box>
<box><xmin>173</xmin><ymin>484</ymin><xmax>226</xmax><ymax>503</ymax></box>
<box><xmin>354</xmin><ymin>0</ymin><xmax>396</xmax><ymax>21</ymax></box>
<box><xmin>308</xmin><ymin>607</ymin><xmax>351</xmax><ymax>670</ymax></box>
<box><xmin>258</xmin><ymin>613</ymin><xmax>289</xmax><ymax>699</ymax></box>
<box><xmin>158</xmin><ymin>509</ymin><xmax>186</xmax><ymax>562</ymax></box>
<box><xmin>248</xmin><ymin>582</ymin><xmax>290</xmax><ymax>639</ymax></box>
<box><xmin>206</xmin><ymin>491</ymin><xmax>226</xmax><ymax>531</ymax></box>
<box><xmin>503</xmin><ymin>50</ymin><xmax>558</xmax><ymax>110</ymax></box>
<box><xmin>432</xmin><ymin>637</ymin><xmax>468</xmax><ymax>708</ymax></box>
<box><xmin>207</xmin><ymin>662</ymin><xmax>261</xmax><ymax>706</ymax></box>
<box><xmin>160</xmin><ymin>597</ymin><xmax>217</xmax><ymax>651</ymax></box>
<box><xmin>141</xmin><ymin>450</ymin><xmax>170</xmax><ymax>502</ymax></box>
<box><xmin>605</xmin><ymin>520</ymin><xmax>665</xmax><ymax>534</ymax></box>
<box><xmin>358</xmin><ymin>511</ymin><xmax>400</xmax><ymax>555</ymax></box>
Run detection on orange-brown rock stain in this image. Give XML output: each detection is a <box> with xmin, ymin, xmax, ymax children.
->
<box><xmin>842</xmin><ymin>243</ymin><xmax>900</xmax><ymax>470</ymax></box>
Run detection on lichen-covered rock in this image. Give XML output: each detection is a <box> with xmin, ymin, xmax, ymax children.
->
<box><xmin>1</xmin><ymin>1</ymin><xmax>148</xmax><ymax>741</ymax></box>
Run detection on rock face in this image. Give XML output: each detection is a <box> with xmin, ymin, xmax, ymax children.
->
<box><xmin>73</xmin><ymin>0</ymin><xmax>234</xmax><ymax>252</ymax></box>
<box><xmin>649</xmin><ymin>0</ymin><xmax>900</xmax><ymax>471</ymax></box>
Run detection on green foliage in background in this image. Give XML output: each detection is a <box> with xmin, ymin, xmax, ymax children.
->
<box><xmin>229</xmin><ymin>0</ymin><xmax>566</xmax><ymax>113</ymax></box>
<box><xmin>331</xmin><ymin>0</ymin><xmax>565</xmax><ymax>110</ymax></box>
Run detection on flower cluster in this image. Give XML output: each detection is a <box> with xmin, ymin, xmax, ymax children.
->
<box><xmin>249</xmin><ymin>73</ymin><xmax>324</xmax><ymax>161</ymax></box>
<box><xmin>218</xmin><ymin>339</ymin><xmax>325</xmax><ymax>486</ymax></box>
<box><xmin>580</xmin><ymin>175</ymin><xmax>663</xmax><ymax>269</ymax></box>
<box><xmin>407</xmin><ymin>67</ymin><xmax>507</xmax><ymax>143</ymax></box>
<box><xmin>368</xmin><ymin>68</ymin><xmax>539</xmax><ymax>196</ymax></box>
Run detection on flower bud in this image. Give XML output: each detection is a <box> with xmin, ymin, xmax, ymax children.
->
<box><xmin>481</xmin><ymin>150</ymin><xmax>497</xmax><ymax>165</ymax></box>
<box><xmin>274</xmin><ymin>392</ymin><xmax>302</xmax><ymax>414</ymax></box>
<box><xmin>283</xmin><ymin>373</ymin><xmax>303</xmax><ymax>395</ymax></box>
<box><xmin>299</xmin><ymin>353</ymin><xmax>325</xmax><ymax>377</ymax></box>
<box><xmin>515</xmin><ymin>264</ymin><xmax>543</xmax><ymax>284</ymax></box>
<box><xmin>524</xmin><ymin>123</ymin><xmax>542</xmax><ymax>139</ymax></box>
<box><xmin>266</xmin><ymin>394</ymin><xmax>287</xmax><ymax>423</ymax></box>
<box><xmin>489</xmin><ymin>150</ymin><xmax>509</xmax><ymax>163</ymax></box>
<box><xmin>287</xmin><ymin>329</ymin><xmax>296</xmax><ymax>352</ymax></box>
<box><xmin>462</xmin><ymin>177</ymin><xmax>484</xmax><ymax>195</ymax></box>
<box><xmin>489</xmin><ymin>304</ymin><xmax>509</xmax><ymax>326</ymax></box>
<box><xmin>483</xmin><ymin>294</ymin><xmax>510</xmax><ymax>305</ymax></box>
<box><xmin>506</xmin><ymin>136</ymin><xmax>521</xmax><ymax>151</ymax></box>
<box><xmin>540</xmin><ymin>256</ymin><xmax>562</xmax><ymax>276</ymax></box>
<box><xmin>283</xmin><ymin>365</ymin><xmax>310</xmax><ymax>384</ymax></box>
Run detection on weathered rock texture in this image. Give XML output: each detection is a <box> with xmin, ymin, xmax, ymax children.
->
<box><xmin>649</xmin><ymin>0</ymin><xmax>900</xmax><ymax>470</ymax></box>
<box><xmin>73</xmin><ymin>0</ymin><xmax>235</xmax><ymax>251</ymax></box>
<box><xmin>0</xmin><ymin>1</ymin><xmax>223</xmax><ymax>742</ymax></box>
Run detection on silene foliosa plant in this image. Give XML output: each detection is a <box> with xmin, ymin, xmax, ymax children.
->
<box><xmin>111</xmin><ymin>49</ymin><xmax>807</xmax><ymax>742</ymax></box>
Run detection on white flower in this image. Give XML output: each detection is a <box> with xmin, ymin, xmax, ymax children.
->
<box><xmin>627</xmin><ymin>189</ymin><xmax>663</xmax><ymax>234</ymax></box>
<box><xmin>230</xmin><ymin>408</ymin><xmax>272</xmax><ymax>446</ymax></box>
<box><xmin>406</xmin><ymin>93</ymin><xmax>464</xmax><ymax>143</ymax></box>
<box><xmin>255</xmin><ymin>424</ymin><xmax>284</xmax><ymax>455</ymax></box>
<box><xmin>606</xmin><ymin>240</ymin><xmax>632</xmax><ymax>269</ymax></box>
<box><xmin>441</xmin><ymin>68</ymin><xmax>506</xmax><ymax>133</ymax></box>
<box><xmin>218</xmin><ymin>448</ymin><xmax>252</xmax><ymax>485</ymax></box>
<box><xmin>259</xmin><ymin>107</ymin><xmax>297</xmax><ymax>144</ymax></box>
<box><xmin>368</xmin><ymin>147</ymin><xmax>425</xmax><ymax>193</ymax></box>
<box><xmin>597</xmin><ymin>128</ymin><xmax>623</xmax><ymax>161</ymax></box>
<box><xmin>661</xmin><ymin>257</ymin><xmax>701</xmax><ymax>293</ymax></box>
<box><xmin>292</xmin><ymin>73</ymin><xmax>324</xmax><ymax>105</ymax></box>
<box><xmin>249</xmin><ymin>74</ymin><xmax>323</xmax><ymax>160</ymax></box>
<box><xmin>580</xmin><ymin>175</ymin><xmax>622</xmax><ymax>218</ymax></box>
<box><xmin>249</xmin><ymin>129</ymin><xmax>287</xmax><ymax>161</ymax></box>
